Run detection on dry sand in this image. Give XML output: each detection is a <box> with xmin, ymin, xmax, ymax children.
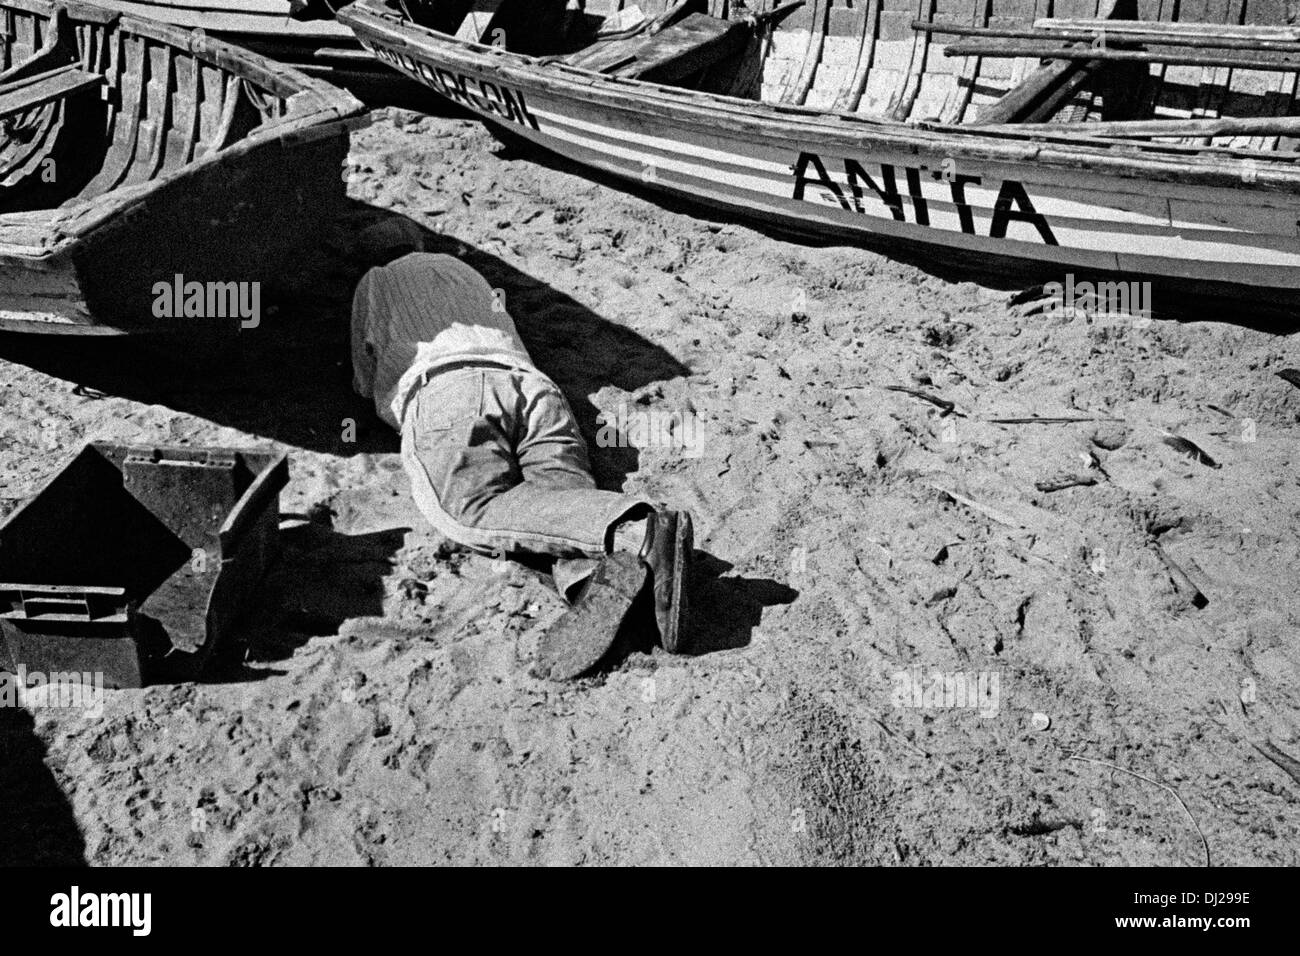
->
<box><xmin>2</xmin><ymin>106</ymin><xmax>1299</xmax><ymax>865</ymax></box>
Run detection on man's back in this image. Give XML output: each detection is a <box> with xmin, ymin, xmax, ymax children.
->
<box><xmin>351</xmin><ymin>253</ymin><xmax>535</xmax><ymax>428</ymax></box>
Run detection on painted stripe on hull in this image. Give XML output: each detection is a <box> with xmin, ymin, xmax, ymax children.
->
<box><xmin>361</xmin><ymin>42</ymin><xmax>1300</xmax><ymax>288</ymax></box>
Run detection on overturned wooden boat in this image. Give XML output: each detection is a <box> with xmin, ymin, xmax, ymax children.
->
<box><xmin>0</xmin><ymin>0</ymin><xmax>367</xmax><ymax>335</ymax></box>
<box><xmin>340</xmin><ymin>0</ymin><xmax>1300</xmax><ymax>305</ymax></box>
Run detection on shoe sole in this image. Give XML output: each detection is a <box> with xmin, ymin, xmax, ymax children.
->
<box><xmin>534</xmin><ymin>552</ymin><xmax>647</xmax><ymax>681</ymax></box>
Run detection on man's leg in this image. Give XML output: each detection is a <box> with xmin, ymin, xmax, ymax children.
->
<box><xmin>506</xmin><ymin>368</ymin><xmax>654</xmax><ymax>598</ymax></box>
<box><xmin>402</xmin><ymin>366</ymin><xmax>690</xmax><ymax>674</ymax></box>
<box><xmin>401</xmin><ymin>367</ymin><xmax>649</xmax><ymax>580</ymax></box>
<box><xmin>511</xmin><ymin>369</ymin><xmax>693</xmax><ymax>653</ymax></box>
<box><xmin>402</xmin><ymin>366</ymin><xmax>654</xmax><ymax>680</ymax></box>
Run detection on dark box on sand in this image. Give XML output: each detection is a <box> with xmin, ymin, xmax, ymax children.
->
<box><xmin>0</xmin><ymin>443</ymin><xmax>288</xmax><ymax>688</ymax></box>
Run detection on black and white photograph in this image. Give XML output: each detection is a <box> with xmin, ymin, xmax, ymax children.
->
<box><xmin>0</xmin><ymin>0</ymin><xmax>1293</xmax><ymax>914</ymax></box>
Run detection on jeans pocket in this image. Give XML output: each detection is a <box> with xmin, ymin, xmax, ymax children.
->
<box><xmin>414</xmin><ymin>369</ymin><xmax>485</xmax><ymax>432</ymax></box>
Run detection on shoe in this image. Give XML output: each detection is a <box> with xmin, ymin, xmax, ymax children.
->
<box><xmin>639</xmin><ymin>509</ymin><xmax>693</xmax><ymax>653</ymax></box>
<box><xmin>534</xmin><ymin>552</ymin><xmax>647</xmax><ymax>681</ymax></box>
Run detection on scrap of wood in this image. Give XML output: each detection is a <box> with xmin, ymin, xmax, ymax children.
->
<box><xmin>1035</xmin><ymin>473</ymin><xmax>1098</xmax><ymax>492</ymax></box>
<box><xmin>1152</xmin><ymin>542</ymin><xmax>1209</xmax><ymax>610</ymax></box>
<box><xmin>1065</xmin><ymin>753</ymin><xmax>1211</xmax><ymax>867</ymax></box>
<box><xmin>884</xmin><ymin>385</ymin><xmax>964</xmax><ymax>417</ymax></box>
<box><xmin>985</xmin><ymin>415</ymin><xmax>1123</xmax><ymax>424</ymax></box>
<box><xmin>869</xmin><ymin>715</ymin><xmax>932</xmax><ymax>759</ymax></box>
<box><xmin>1160</xmin><ymin>432</ymin><xmax>1221</xmax><ymax>469</ymax></box>
<box><xmin>1252</xmin><ymin>740</ymin><xmax>1300</xmax><ymax>788</ymax></box>
<box><xmin>1213</xmin><ymin>699</ymin><xmax>1300</xmax><ymax>790</ymax></box>
<box><xmin>929</xmin><ymin>483</ymin><xmax>1023</xmax><ymax>529</ymax></box>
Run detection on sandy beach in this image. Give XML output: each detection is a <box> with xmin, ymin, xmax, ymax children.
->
<box><xmin>1</xmin><ymin>103</ymin><xmax>1299</xmax><ymax>866</ymax></box>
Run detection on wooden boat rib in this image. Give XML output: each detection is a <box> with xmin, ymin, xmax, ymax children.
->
<box><xmin>339</xmin><ymin>0</ymin><xmax>1300</xmax><ymax>302</ymax></box>
<box><xmin>69</xmin><ymin>0</ymin><xmax>399</xmax><ymax>89</ymax></box>
<box><xmin>59</xmin><ymin>0</ymin><xmax>353</xmax><ymax>39</ymax></box>
<box><xmin>0</xmin><ymin>0</ymin><xmax>368</xmax><ymax>334</ymax></box>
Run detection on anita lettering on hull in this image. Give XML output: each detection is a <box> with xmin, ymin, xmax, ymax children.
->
<box><xmin>793</xmin><ymin>152</ymin><xmax>1058</xmax><ymax>245</ymax></box>
<box><xmin>339</xmin><ymin>0</ymin><xmax>1300</xmax><ymax>296</ymax></box>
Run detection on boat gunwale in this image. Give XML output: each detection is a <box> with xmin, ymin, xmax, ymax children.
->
<box><xmin>338</xmin><ymin>0</ymin><xmax>1300</xmax><ymax>192</ymax></box>
<box><xmin>0</xmin><ymin>0</ymin><xmax>370</xmax><ymax>259</ymax></box>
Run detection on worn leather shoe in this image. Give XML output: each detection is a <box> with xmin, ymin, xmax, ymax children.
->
<box><xmin>639</xmin><ymin>509</ymin><xmax>693</xmax><ymax>653</ymax></box>
<box><xmin>534</xmin><ymin>551</ymin><xmax>647</xmax><ymax>681</ymax></box>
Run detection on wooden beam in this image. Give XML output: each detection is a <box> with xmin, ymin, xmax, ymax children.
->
<box><xmin>1033</xmin><ymin>18</ymin><xmax>1300</xmax><ymax>42</ymax></box>
<box><xmin>569</xmin><ymin>14</ymin><xmax>753</xmax><ymax>85</ymax></box>
<box><xmin>0</xmin><ymin>63</ymin><xmax>103</xmax><ymax>119</ymax></box>
<box><xmin>944</xmin><ymin>41</ymin><xmax>1300</xmax><ymax>72</ymax></box>
<box><xmin>912</xmin><ymin>19</ymin><xmax>1300</xmax><ymax>54</ymax></box>
<box><xmin>977</xmin><ymin>115</ymin><xmax>1300</xmax><ymax>139</ymax></box>
<box><xmin>972</xmin><ymin>51</ymin><xmax>1101</xmax><ymax>125</ymax></box>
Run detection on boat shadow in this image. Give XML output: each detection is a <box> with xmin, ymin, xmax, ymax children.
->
<box><xmin>486</xmin><ymin>122</ymin><xmax>1300</xmax><ymax>335</ymax></box>
<box><xmin>0</xmin><ymin>201</ymin><xmax>691</xmax><ymax>492</ymax></box>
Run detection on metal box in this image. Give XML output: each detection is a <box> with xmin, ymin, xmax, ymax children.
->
<box><xmin>0</xmin><ymin>443</ymin><xmax>288</xmax><ymax>688</ymax></box>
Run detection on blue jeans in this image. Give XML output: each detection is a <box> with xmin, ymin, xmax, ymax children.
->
<box><xmin>400</xmin><ymin>363</ymin><xmax>651</xmax><ymax>599</ymax></box>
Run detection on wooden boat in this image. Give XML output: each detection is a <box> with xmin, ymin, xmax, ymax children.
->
<box><xmin>76</xmin><ymin>0</ymin><xmax>397</xmax><ymax>90</ymax></box>
<box><xmin>0</xmin><ymin>0</ymin><xmax>367</xmax><ymax>335</ymax></box>
<box><xmin>339</xmin><ymin>0</ymin><xmax>1300</xmax><ymax>306</ymax></box>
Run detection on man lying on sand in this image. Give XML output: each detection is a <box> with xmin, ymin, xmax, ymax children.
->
<box><xmin>352</xmin><ymin>251</ymin><xmax>693</xmax><ymax>679</ymax></box>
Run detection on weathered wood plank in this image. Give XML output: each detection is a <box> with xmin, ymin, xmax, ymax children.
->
<box><xmin>570</xmin><ymin>13</ymin><xmax>752</xmax><ymax>85</ymax></box>
<box><xmin>1036</xmin><ymin>17</ymin><xmax>1300</xmax><ymax>41</ymax></box>
<box><xmin>0</xmin><ymin>62</ymin><xmax>101</xmax><ymax>118</ymax></box>
<box><xmin>946</xmin><ymin>40</ymin><xmax>1300</xmax><ymax>72</ymax></box>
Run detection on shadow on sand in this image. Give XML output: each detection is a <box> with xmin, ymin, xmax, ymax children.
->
<box><xmin>687</xmin><ymin>553</ymin><xmax>798</xmax><ymax>656</ymax></box>
<box><xmin>0</xmin><ymin>704</ymin><xmax>86</xmax><ymax>865</ymax></box>
<box><xmin>0</xmin><ymin>201</ymin><xmax>690</xmax><ymax>491</ymax></box>
<box><xmin>0</xmin><ymin>201</ymin><xmax>791</xmax><ymax>689</ymax></box>
<box><xmin>238</xmin><ymin>517</ymin><xmax>408</xmax><ymax>667</ymax></box>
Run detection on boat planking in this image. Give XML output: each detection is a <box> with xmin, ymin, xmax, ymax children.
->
<box><xmin>338</xmin><ymin>0</ymin><xmax>1300</xmax><ymax>307</ymax></box>
<box><xmin>74</xmin><ymin>0</ymin><xmax>403</xmax><ymax>91</ymax></box>
<box><xmin>0</xmin><ymin>0</ymin><xmax>369</xmax><ymax>335</ymax></box>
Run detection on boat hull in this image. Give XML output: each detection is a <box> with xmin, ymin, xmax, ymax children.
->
<box><xmin>0</xmin><ymin>135</ymin><xmax>349</xmax><ymax>336</ymax></box>
<box><xmin>0</xmin><ymin>0</ymin><xmax>367</xmax><ymax>336</ymax></box>
<box><xmin>74</xmin><ymin>0</ymin><xmax>399</xmax><ymax>91</ymax></box>
<box><xmin>341</xmin><ymin>2</ymin><xmax>1300</xmax><ymax>304</ymax></box>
